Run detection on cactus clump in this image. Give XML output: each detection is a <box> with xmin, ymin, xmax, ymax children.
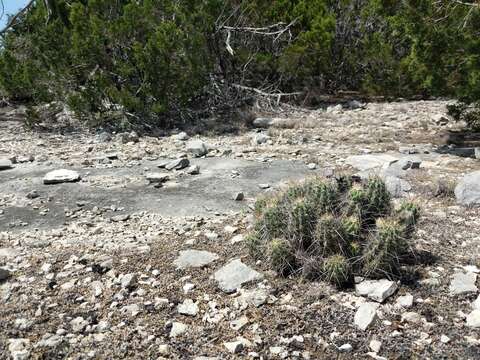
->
<box><xmin>268</xmin><ymin>238</ymin><xmax>296</xmax><ymax>275</ymax></box>
<box><xmin>286</xmin><ymin>197</ymin><xmax>316</xmax><ymax>248</ymax></box>
<box><xmin>322</xmin><ymin>255</ymin><xmax>352</xmax><ymax>286</ymax></box>
<box><xmin>314</xmin><ymin>214</ymin><xmax>345</xmax><ymax>256</ymax></box>
<box><xmin>363</xmin><ymin>177</ymin><xmax>391</xmax><ymax>221</ymax></box>
<box><xmin>247</xmin><ymin>176</ymin><xmax>420</xmax><ymax>286</ymax></box>
<box><xmin>363</xmin><ymin>218</ymin><xmax>408</xmax><ymax>277</ymax></box>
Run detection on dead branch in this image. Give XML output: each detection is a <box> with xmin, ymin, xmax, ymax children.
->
<box><xmin>232</xmin><ymin>84</ymin><xmax>302</xmax><ymax>98</ymax></box>
<box><xmin>451</xmin><ymin>0</ymin><xmax>480</xmax><ymax>7</ymax></box>
<box><xmin>219</xmin><ymin>19</ymin><xmax>298</xmax><ymax>37</ymax></box>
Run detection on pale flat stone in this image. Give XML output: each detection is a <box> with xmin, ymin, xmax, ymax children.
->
<box><xmin>369</xmin><ymin>339</ymin><xmax>382</xmax><ymax>353</ymax></box>
<box><xmin>224</xmin><ymin>340</ymin><xmax>244</xmax><ymax>354</ymax></box>
<box><xmin>174</xmin><ymin>250</ymin><xmax>219</xmax><ymax>269</ymax></box>
<box><xmin>472</xmin><ymin>295</ymin><xmax>480</xmax><ymax>310</ymax></box>
<box><xmin>355</xmin><ymin>279</ymin><xmax>398</xmax><ymax>303</ymax></box>
<box><xmin>213</xmin><ymin>259</ymin><xmax>263</xmax><ymax>293</ymax></box>
<box><xmin>401</xmin><ymin>312</ymin><xmax>422</xmax><ymax>324</ymax></box>
<box><xmin>0</xmin><ymin>248</ymin><xmax>21</xmax><ymax>259</ymax></box>
<box><xmin>346</xmin><ymin>154</ymin><xmax>398</xmax><ymax>171</ymax></box>
<box><xmin>230</xmin><ymin>316</ymin><xmax>249</xmax><ymax>331</ymax></box>
<box><xmin>186</xmin><ymin>140</ymin><xmax>208</xmax><ymax>157</ymax></box>
<box><xmin>165</xmin><ymin>158</ymin><xmax>189</xmax><ymax>171</ymax></box>
<box><xmin>440</xmin><ymin>335</ymin><xmax>450</xmax><ymax>344</ymax></box>
<box><xmin>338</xmin><ymin>343</ymin><xmax>353</xmax><ymax>352</ymax></box>
<box><xmin>145</xmin><ymin>173</ymin><xmax>169</xmax><ymax>183</ymax></box>
<box><xmin>177</xmin><ymin>299</ymin><xmax>199</xmax><ymax>316</ymax></box>
<box><xmin>395</xmin><ymin>294</ymin><xmax>414</xmax><ymax>308</ymax></box>
<box><xmin>455</xmin><ymin>171</ymin><xmax>480</xmax><ymax>206</ymax></box>
<box><xmin>354</xmin><ymin>302</ymin><xmax>378</xmax><ymax>330</ymax></box>
<box><xmin>231</xmin><ymin>234</ymin><xmax>245</xmax><ymax>244</ymax></box>
<box><xmin>0</xmin><ymin>159</ymin><xmax>13</xmax><ymax>170</ymax></box>
<box><xmin>237</xmin><ymin>288</ymin><xmax>269</xmax><ymax>308</ymax></box>
<box><xmin>43</xmin><ymin>169</ymin><xmax>80</xmax><ymax>184</ymax></box>
<box><xmin>449</xmin><ymin>272</ymin><xmax>478</xmax><ymax>295</ymax></box>
<box><xmin>169</xmin><ymin>322</ymin><xmax>188</xmax><ymax>337</ymax></box>
<box><xmin>466</xmin><ymin>310</ymin><xmax>480</xmax><ymax>328</ymax></box>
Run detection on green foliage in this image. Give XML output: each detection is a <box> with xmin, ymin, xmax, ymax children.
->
<box><xmin>363</xmin><ymin>177</ymin><xmax>392</xmax><ymax>221</ymax></box>
<box><xmin>268</xmin><ymin>238</ymin><xmax>296</xmax><ymax>275</ymax></box>
<box><xmin>0</xmin><ymin>0</ymin><xmax>479</xmax><ymax>127</ymax></box>
<box><xmin>305</xmin><ymin>179</ymin><xmax>339</xmax><ymax>214</ymax></box>
<box><xmin>341</xmin><ymin>215</ymin><xmax>361</xmax><ymax>241</ymax></box>
<box><xmin>314</xmin><ymin>214</ymin><xmax>345</xmax><ymax>256</ymax></box>
<box><xmin>396</xmin><ymin>201</ymin><xmax>420</xmax><ymax>237</ymax></box>
<box><xmin>287</xmin><ymin>197</ymin><xmax>316</xmax><ymax>245</ymax></box>
<box><xmin>448</xmin><ymin>102</ymin><xmax>480</xmax><ymax>131</ymax></box>
<box><xmin>363</xmin><ymin>218</ymin><xmax>408</xmax><ymax>277</ymax></box>
<box><xmin>0</xmin><ymin>0</ymin><xmax>218</xmax><ymax>127</ymax></box>
<box><xmin>247</xmin><ymin>176</ymin><xmax>420</xmax><ymax>286</ymax></box>
<box><xmin>322</xmin><ymin>255</ymin><xmax>352</xmax><ymax>287</ymax></box>
<box><xmin>245</xmin><ymin>233</ymin><xmax>262</xmax><ymax>259</ymax></box>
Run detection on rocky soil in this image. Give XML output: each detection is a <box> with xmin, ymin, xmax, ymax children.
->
<box><xmin>1</xmin><ymin>100</ymin><xmax>480</xmax><ymax>359</ymax></box>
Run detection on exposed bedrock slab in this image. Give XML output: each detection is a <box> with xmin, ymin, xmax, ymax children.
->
<box><xmin>345</xmin><ymin>154</ymin><xmax>399</xmax><ymax>172</ymax></box>
<box><xmin>0</xmin><ymin>158</ymin><xmax>314</xmax><ymax>230</ymax></box>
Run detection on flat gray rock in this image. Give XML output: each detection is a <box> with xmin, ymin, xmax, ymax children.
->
<box><xmin>186</xmin><ymin>140</ymin><xmax>208</xmax><ymax>157</ymax></box>
<box><xmin>174</xmin><ymin>250</ymin><xmax>219</xmax><ymax>269</ymax></box>
<box><xmin>384</xmin><ymin>175</ymin><xmax>412</xmax><ymax>198</ymax></box>
<box><xmin>237</xmin><ymin>288</ymin><xmax>269</xmax><ymax>307</ymax></box>
<box><xmin>146</xmin><ymin>173</ymin><xmax>169</xmax><ymax>183</ymax></box>
<box><xmin>165</xmin><ymin>158</ymin><xmax>190</xmax><ymax>171</ymax></box>
<box><xmin>346</xmin><ymin>154</ymin><xmax>398</xmax><ymax>171</ymax></box>
<box><xmin>177</xmin><ymin>299</ymin><xmax>199</xmax><ymax>316</ymax></box>
<box><xmin>0</xmin><ymin>158</ymin><xmax>313</xmax><ymax>231</ymax></box>
<box><xmin>0</xmin><ymin>159</ymin><xmax>13</xmax><ymax>170</ymax></box>
<box><xmin>449</xmin><ymin>271</ymin><xmax>478</xmax><ymax>295</ymax></box>
<box><xmin>395</xmin><ymin>294</ymin><xmax>414</xmax><ymax>308</ymax></box>
<box><xmin>455</xmin><ymin>171</ymin><xmax>480</xmax><ymax>206</ymax></box>
<box><xmin>467</xmin><ymin>310</ymin><xmax>480</xmax><ymax>328</ymax></box>
<box><xmin>169</xmin><ymin>322</ymin><xmax>188</xmax><ymax>337</ymax></box>
<box><xmin>43</xmin><ymin>169</ymin><xmax>80</xmax><ymax>184</ymax></box>
<box><xmin>354</xmin><ymin>302</ymin><xmax>378</xmax><ymax>330</ymax></box>
<box><xmin>213</xmin><ymin>259</ymin><xmax>263</xmax><ymax>293</ymax></box>
<box><xmin>355</xmin><ymin>279</ymin><xmax>398</xmax><ymax>303</ymax></box>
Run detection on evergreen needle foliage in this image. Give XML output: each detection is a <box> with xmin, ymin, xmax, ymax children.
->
<box><xmin>0</xmin><ymin>1</ymin><xmax>479</xmax><ymax>128</ymax></box>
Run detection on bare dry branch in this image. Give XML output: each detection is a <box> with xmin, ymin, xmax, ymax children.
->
<box><xmin>451</xmin><ymin>0</ymin><xmax>480</xmax><ymax>7</ymax></box>
<box><xmin>219</xmin><ymin>18</ymin><xmax>298</xmax><ymax>37</ymax></box>
<box><xmin>233</xmin><ymin>84</ymin><xmax>302</xmax><ymax>97</ymax></box>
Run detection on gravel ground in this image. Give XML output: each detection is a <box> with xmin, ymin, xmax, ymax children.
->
<box><xmin>1</xmin><ymin>100</ymin><xmax>480</xmax><ymax>359</ymax></box>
